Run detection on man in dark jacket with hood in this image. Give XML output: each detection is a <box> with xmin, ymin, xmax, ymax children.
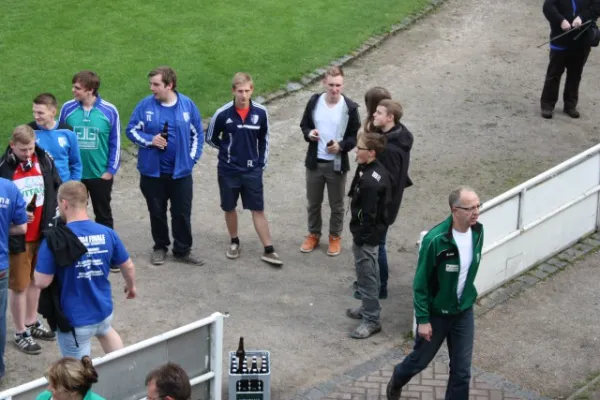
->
<box><xmin>540</xmin><ymin>0</ymin><xmax>600</xmax><ymax>118</ymax></box>
<box><xmin>354</xmin><ymin>99</ymin><xmax>413</xmax><ymax>300</ymax></box>
<box><xmin>299</xmin><ymin>66</ymin><xmax>361</xmax><ymax>257</ymax></box>
<box><xmin>0</xmin><ymin>125</ymin><xmax>61</xmax><ymax>355</ymax></box>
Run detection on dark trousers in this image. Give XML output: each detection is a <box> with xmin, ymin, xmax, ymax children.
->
<box><xmin>540</xmin><ymin>46</ymin><xmax>591</xmax><ymax>111</ymax></box>
<box><xmin>378</xmin><ymin>226</ymin><xmax>389</xmax><ymax>292</ymax></box>
<box><xmin>140</xmin><ymin>174</ymin><xmax>193</xmax><ymax>256</ymax></box>
<box><xmin>82</xmin><ymin>178</ymin><xmax>114</xmax><ymax>229</ymax></box>
<box><xmin>391</xmin><ymin>308</ymin><xmax>474</xmax><ymax>399</ymax></box>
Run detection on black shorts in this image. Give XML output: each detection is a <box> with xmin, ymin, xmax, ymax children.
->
<box><xmin>218</xmin><ymin>169</ymin><xmax>264</xmax><ymax>212</ymax></box>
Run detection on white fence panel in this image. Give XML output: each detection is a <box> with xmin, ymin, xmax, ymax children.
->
<box><xmin>0</xmin><ymin>312</ymin><xmax>224</xmax><ymax>400</ymax></box>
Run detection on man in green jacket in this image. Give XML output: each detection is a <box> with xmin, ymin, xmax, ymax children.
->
<box><xmin>386</xmin><ymin>186</ymin><xmax>484</xmax><ymax>400</ymax></box>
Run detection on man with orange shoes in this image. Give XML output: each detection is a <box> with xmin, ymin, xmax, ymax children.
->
<box><xmin>299</xmin><ymin>67</ymin><xmax>360</xmax><ymax>256</ymax></box>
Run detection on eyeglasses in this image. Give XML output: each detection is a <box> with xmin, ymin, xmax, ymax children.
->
<box><xmin>455</xmin><ymin>204</ymin><xmax>481</xmax><ymax>213</ymax></box>
<box><xmin>356</xmin><ymin>146</ymin><xmax>370</xmax><ymax>151</ymax></box>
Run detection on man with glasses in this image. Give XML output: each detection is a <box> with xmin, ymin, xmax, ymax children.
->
<box><xmin>386</xmin><ymin>186</ymin><xmax>484</xmax><ymax>399</ymax></box>
<box><xmin>345</xmin><ymin>132</ymin><xmax>391</xmax><ymax>339</ymax></box>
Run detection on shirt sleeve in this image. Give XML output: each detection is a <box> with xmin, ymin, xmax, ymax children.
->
<box><xmin>35</xmin><ymin>239</ymin><xmax>57</xmax><ymax>275</ymax></box>
<box><xmin>68</xmin><ymin>131</ymin><xmax>83</xmax><ymax>181</ymax></box>
<box><xmin>11</xmin><ymin>185</ymin><xmax>27</xmax><ymax>225</ymax></box>
<box><xmin>190</xmin><ymin>103</ymin><xmax>204</xmax><ymax>164</ymax></box>
<box><xmin>126</xmin><ymin>102</ymin><xmax>154</xmax><ymax>148</ymax></box>
<box><xmin>110</xmin><ymin>230</ymin><xmax>130</xmax><ymax>266</ymax></box>
<box><xmin>258</xmin><ymin>109</ymin><xmax>269</xmax><ymax>169</ymax></box>
<box><xmin>106</xmin><ymin>108</ymin><xmax>121</xmax><ymax>175</ymax></box>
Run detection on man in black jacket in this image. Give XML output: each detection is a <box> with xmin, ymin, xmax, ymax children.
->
<box><xmin>540</xmin><ymin>0</ymin><xmax>600</xmax><ymax>118</ymax></box>
<box><xmin>354</xmin><ymin>100</ymin><xmax>414</xmax><ymax>300</ymax></box>
<box><xmin>0</xmin><ymin>125</ymin><xmax>61</xmax><ymax>355</ymax></box>
<box><xmin>346</xmin><ymin>132</ymin><xmax>391</xmax><ymax>339</ymax></box>
<box><xmin>299</xmin><ymin>67</ymin><xmax>360</xmax><ymax>257</ymax></box>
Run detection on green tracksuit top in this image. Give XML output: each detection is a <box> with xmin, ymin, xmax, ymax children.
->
<box><xmin>414</xmin><ymin>215</ymin><xmax>484</xmax><ymax>324</ymax></box>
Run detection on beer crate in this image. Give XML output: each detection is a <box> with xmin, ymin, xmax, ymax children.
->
<box><xmin>228</xmin><ymin>350</ymin><xmax>271</xmax><ymax>400</ymax></box>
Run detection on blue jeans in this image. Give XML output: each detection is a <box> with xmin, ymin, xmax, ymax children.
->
<box><xmin>56</xmin><ymin>313</ymin><xmax>113</xmax><ymax>359</ymax></box>
<box><xmin>391</xmin><ymin>308</ymin><xmax>474</xmax><ymax>399</ymax></box>
<box><xmin>378</xmin><ymin>226</ymin><xmax>389</xmax><ymax>292</ymax></box>
<box><xmin>0</xmin><ymin>269</ymin><xmax>8</xmax><ymax>378</ymax></box>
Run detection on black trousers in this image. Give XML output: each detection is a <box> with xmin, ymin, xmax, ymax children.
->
<box><xmin>140</xmin><ymin>174</ymin><xmax>193</xmax><ymax>256</ymax></box>
<box><xmin>540</xmin><ymin>46</ymin><xmax>591</xmax><ymax>111</ymax></box>
<box><xmin>82</xmin><ymin>178</ymin><xmax>114</xmax><ymax>229</ymax></box>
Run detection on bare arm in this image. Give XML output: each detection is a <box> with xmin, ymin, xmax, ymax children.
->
<box><xmin>119</xmin><ymin>258</ymin><xmax>136</xmax><ymax>298</ymax></box>
<box><xmin>9</xmin><ymin>223</ymin><xmax>27</xmax><ymax>236</ymax></box>
<box><xmin>33</xmin><ymin>271</ymin><xmax>54</xmax><ymax>289</ymax></box>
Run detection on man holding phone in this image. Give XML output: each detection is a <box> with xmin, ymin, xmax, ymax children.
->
<box><xmin>299</xmin><ymin>67</ymin><xmax>360</xmax><ymax>257</ymax></box>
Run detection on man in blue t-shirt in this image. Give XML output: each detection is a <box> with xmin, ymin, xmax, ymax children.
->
<box><xmin>34</xmin><ymin>181</ymin><xmax>136</xmax><ymax>359</ymax></box>
<box><xmin>28</xmin><ymin>93</ymin><xmax>82</xmax><ymax>182</ymax></box>
<box><xmin>0</xmin><ymin>177</ymin><xmax>28</xmax><ymax>380</ymax></box>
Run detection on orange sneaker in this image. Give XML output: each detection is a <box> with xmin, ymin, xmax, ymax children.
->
<box><xmin>301</xmin><ymin>233</ymin><xmax>320</xmax><ymax>253</ymax></box>
<box><xmin>327</xmin><ymin>235</ymin><xmax>341</xmax><ymax>256</ymax></box>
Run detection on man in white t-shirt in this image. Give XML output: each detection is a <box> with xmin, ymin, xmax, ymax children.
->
<box><xmin>386</xmin><ymin>186</ymin><xmax>484</xmax><ymax>399</ymax></box>
<box><xmin>299</xmin><ymin>67</ymin><xmax>361</xmax><ymax>257</ymax></box>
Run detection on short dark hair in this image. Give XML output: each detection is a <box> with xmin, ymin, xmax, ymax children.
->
<box><xmin>72</xmin><ymin>71</ymin><xmax>100</xmax><ymax>95</ymax></box>
<box><xmin>378</xmin><ymin>99</ymin><xmax>403</xmax><ymax>124</ymax></box>
<box><xmin>145</xmin><ymin>363</ymin><xmax>191</xmax><ymax>400</ymax></box>
<box><xmin>33</xmin><ymin>93</ymin><xmax>58</xmax><ymax>109</ymax></box>
<box><xmin>359</xmin><ymin>131</ymin><xmax>387</xmax><ymax>155</ymax></box>
<box><xmin>148</xmin><ymin>66</ymin><xmax>177</xmax><ymax>90</ymax></box>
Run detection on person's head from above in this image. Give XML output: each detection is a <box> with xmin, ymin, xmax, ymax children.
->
<box><xmin>10</xmin><ymin>124</ymin><xmax>36</xmax><ymax>163</ymax></box>
<box><xmin>449</xmin><ymin>186</ymin><xmax>481</xmax><ymax>231</ymax></box>
<box><xmin>145</xmin><ymin>362</ymin><xmax>192</xmax><ymax>400</ymax></box>
<box><xmin>232</xmin><ymin>72</ymin><xmax>254</xmax><ymax>109</ymax></box>
<box><xmin>45</xmin><ymin>356</ymin><xmax>99</xmax><ymax>400</ymax></box>
<box><xmin>33</xmin><ymin>93</ymin><xmax>58</xmax><ymax>128</ymax></box>
<box><xmin>57</xmin><ymin>181</ymin><xmax>89</xmax><ymax>221</ymax></box>
<box><xmin>372</xmin><ymin>99</ymin><xmax>403</xmax><ymax>131</ymax></box>
<box><xmin>355</xmin><ymin>131</ymin><xmax>387</xmax><ymax>165</ymax></box>
<box><xmin>72</xmin><ymin>70</ymin><xmax>100</xmax><ymax>102</ymax></box>
<box><xmin>322</xmin><ymin>66</ymin><xmax>344</xmax><ymax>103</ymax></box>
<box><xmin>148</xmin><ymin>66</ymin><xmax>178</xmax><ymax>103</ymax></box>
<box><xmin>364</xmin><ymin>86</ymin><xmax>392</xmax><ymax>119</ymax></box>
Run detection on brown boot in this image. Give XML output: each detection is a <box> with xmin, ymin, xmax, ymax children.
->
<box><xmin>300</xmin><ymin>233</ymin><xmax>320</xmax><ymax>253</ymax></box>
<box><xmin>327</xmin><ymin>234</ymin><xmax>341</xmax><ymax>256</ymax></box>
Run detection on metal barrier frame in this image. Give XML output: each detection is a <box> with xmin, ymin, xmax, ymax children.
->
<box><xmin>0</xmin><ymin>312</ymin><xmax>225</xmax><ymax>400</ymax></box>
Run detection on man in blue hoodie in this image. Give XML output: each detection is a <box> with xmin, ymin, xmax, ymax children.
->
<box><xmin>28</xmin><ymin>93</ymin><xmax>82</xmax><ymax>182</ymax></box>
<box><xmin>126</xmin><ymin>66</ymin><xmax>204</xmax><ymax>266</ymax></box>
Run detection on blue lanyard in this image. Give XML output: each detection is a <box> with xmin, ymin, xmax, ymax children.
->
<box><xmin>572</xmin><ymin>0</ymin><xmax>577</xmax><ymax>17</ymax></box>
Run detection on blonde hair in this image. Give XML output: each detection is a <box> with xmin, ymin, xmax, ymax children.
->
<box><xmin>46</xmin><ymin>356</ymin><xmax>99</xmax><ymax>398</ymax></box>
<box><xmin>58</xmin><ymin>181</ymin><xmax>88</xmax><ymax>209</ymax></box>
<box><xmin>10</xmin><ymin>125</ymin><xmax>36</xmax><ymax>145</ymax></box>
<box><xmin>232</xmin><ymin>72</ymin><xmax>253</xmax><ymax>89</ymax></box>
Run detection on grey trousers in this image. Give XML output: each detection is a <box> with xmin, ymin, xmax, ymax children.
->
<box><xmin>352</xmin><ymin>242</ymin><xmax>381</xmax><ymax>324</ymax></box>
<box><xmin>306</xmin><ymin>163</ymin><xmax>347</xmax><ymax>236</ymax></box>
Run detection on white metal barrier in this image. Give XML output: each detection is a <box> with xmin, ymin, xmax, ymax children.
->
<box><xmin>413</xmin><ymin>143</ymin><xmax>600</xmax><ymax>336</ymax></box>
<box><xmin>0</xmin><ymin>312</ymin><xmax>225</xmax><ymax>400</ymax></box>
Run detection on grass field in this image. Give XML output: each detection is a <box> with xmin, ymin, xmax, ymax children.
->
<box><xmin>0</xmin><ymin>0</ymin><xmax>430</xmax><ymax>143</ymax></box>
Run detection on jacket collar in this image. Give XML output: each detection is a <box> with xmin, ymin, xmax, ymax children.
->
<box><xmin>442</xmin><ymin>214</ymin><xmax>483</xmax><ymax>242</ymax></box>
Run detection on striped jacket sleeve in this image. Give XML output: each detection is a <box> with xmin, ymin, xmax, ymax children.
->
<box><xmin>125</xmin><ymin>102</ymin><xmax>154</xmax><ymax>148</ymax></box>
<box><xmin>189</xmin><ymin>102</ymin><xmax>203</xmax><ymax>163</ymax></box>
<box><xmin>105</xmin><ymin>104</ymin><xmax>121</xmax><ymax>175</ymax></box>
<box><xmin>258</xmin><ymin>107</ymin><xmax>270</xmax><ymax>169</ymax></box>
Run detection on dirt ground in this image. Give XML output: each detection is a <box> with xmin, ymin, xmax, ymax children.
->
<box><xmin>1</xmin><ymin>0</ymin><xmax>600</xmax><ymax>397</ymax></box>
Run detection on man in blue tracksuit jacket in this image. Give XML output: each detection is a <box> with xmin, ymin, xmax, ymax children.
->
<box><xmin>206</xmin><ymin>72</ymin><xmax>282</xmax><ymax>266</ymax></box>
<box><xmin>125</xmin><ymin>66</ymin><xmax>204</xmax><ymax>266</ymax></box>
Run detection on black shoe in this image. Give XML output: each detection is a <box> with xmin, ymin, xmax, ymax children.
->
<box><xmin>541</xmin><ymin>109</ymin><xmax>553</xmax><ymax>119</ymax></box>
<box><xmin>14</xmin><ymin>332</ymin><xmax>42</xmax><ymax>355</ymax></box>
<box><xmin>352</xmin><ymin>280</ymin><xmax>358</xmax><ymax>290</ymax></box>
<box><xmin>173</xmin><ymin>253</ymin><xmax>205</xmax><ymax>266</ymax></box>
<box><xmin>28</xmin><ymin>321</ymin><xmax>56</xmax><ymax>341</ymax></box>
<box><xmin>386</xmin><ymin>379</ymin><xmax>402</xmax><ymax>400</ymax></box>
<box><xmin>564</xmin><ymin>108</ymin><xmax>580</xmax><ymax>118</ymax></box>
